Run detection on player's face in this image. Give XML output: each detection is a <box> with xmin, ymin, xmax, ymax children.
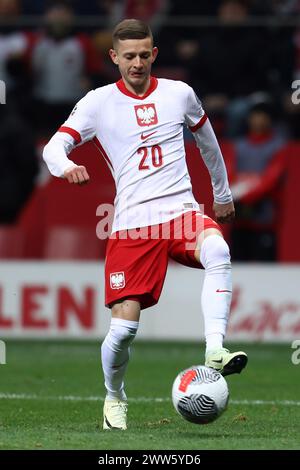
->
<box><xmin>109</xmin><ymin>38</ymin><xmax>158</xmax><ymax>93</ymax></box>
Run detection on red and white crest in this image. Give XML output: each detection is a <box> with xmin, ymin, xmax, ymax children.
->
<box><xmin>110</xmin><ymin>272</ymin><xmax>125</xmax><ymax>289</ymax></box>
<box><xmin>134</xmin><ymin>103</ymin><xmax>158</xmax><ymax>127</ymax></box>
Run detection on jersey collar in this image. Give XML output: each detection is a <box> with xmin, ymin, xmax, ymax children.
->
<box><xmin>116</xmin><ymin>76</ymin><xmax>158</xmax><ymax>100</ymax></box>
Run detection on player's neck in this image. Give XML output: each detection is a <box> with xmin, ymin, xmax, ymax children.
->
<box><xmin>122</xmin><ymin>77</ymin><xmax>151</xmax><ymax>97</ymax></box>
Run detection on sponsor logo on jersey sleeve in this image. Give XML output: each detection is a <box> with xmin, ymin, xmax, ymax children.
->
<box><xmin>110</xmin><ymin>272</ymin><xmax>125</xmax><ymax>289</ymax></box>
<box><xmin>134</xmin><ymin>103</ymin><xmax>158</xmax><ymax>127</ymax></box>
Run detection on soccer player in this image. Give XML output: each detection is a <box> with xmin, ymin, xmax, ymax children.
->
<box><xmin>43</xmin><ymin>19</ymin><xmax>248</xmax><ymax>431</ymax></box>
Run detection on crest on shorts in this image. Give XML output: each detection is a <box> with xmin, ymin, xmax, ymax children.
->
<box><xmin>110</xmin><ymin>272</ymin><xmax>125</xmax><ymax>289</ymax></box>
<box><xmin>134</xmin><ymin>103</ymin><xmax>158</xmax><ymax>127</ymax></box>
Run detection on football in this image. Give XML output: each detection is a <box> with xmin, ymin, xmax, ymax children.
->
<box><xmin>172</xmin><ymin>365</ymin><xmax>229</xmax><ymax>424</ymax></box>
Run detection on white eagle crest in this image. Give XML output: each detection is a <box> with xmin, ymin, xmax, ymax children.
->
<box><xmin>111</xmin><ymin>273</ymin><xmax>124</xmax><ymax>288</ymax></box>
<box><xmin>137</xmin><ymin>106</ymin><xmax>155</xmax><ymax>125</ymax></box>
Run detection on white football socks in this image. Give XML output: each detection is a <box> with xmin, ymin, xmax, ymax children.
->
<box><xmin>101</xmin><ymin>317</ymin><xmax>139</xmax><ymax>401</ymax></box>
<box><xmin>200</xmin><ymin>235</ymin><xmax>232</xmax><ymax>354</ymax></box>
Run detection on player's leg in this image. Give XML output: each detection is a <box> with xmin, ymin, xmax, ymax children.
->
<box><xmin>195</xmin><ymin>228</ymin><xmax>247</xmax><ymax>376</ymax></box>
<box><xmin>102</xmin><ymin>300</ymin><xmax>140</xmax><ymax>401</ymax></box>
<box><xmin>102</xmin><ymin>232</ymin><xmax>168</xmax><ymax>429</ymax></box>
<box><xmin>102</xmin><ymin>299</ymin><xmax>140</xmax><ymax>430</ymax></box>
<box><xmin>194</xmin><ymin>228</ymin><xmax>230</xmax><ymax>353</ymax></box>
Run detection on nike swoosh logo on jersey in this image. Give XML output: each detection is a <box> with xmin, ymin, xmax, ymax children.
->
<box><xmin>216</xmin><ymin>289</ymin><xmax>232</xmax><ymax>293</ymax></box>
<box><xmin>141</xmin><ymin>131</ymin><xmax>157</xmax><ymax>140</ymax></box>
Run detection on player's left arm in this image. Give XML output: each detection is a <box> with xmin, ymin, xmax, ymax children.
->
<box><xmin>193</xmin><ymin>119</ymin><xmax>235</xmax><ymax>223</ymax></box>
<box><xmin>184</xmin><ymin>85</ymin><xmax>234</xmax><ymax>223</ymax></box>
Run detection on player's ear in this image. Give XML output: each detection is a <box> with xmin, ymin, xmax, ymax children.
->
<box><xmin>151</xmin><ymin>47</ymin><xmax>158</xmax><ymax>63</ymax></box>
<box><xmin>109</xmin><ymin>48</ymin><xmax>119</xmax><ymax>65</ymax></box>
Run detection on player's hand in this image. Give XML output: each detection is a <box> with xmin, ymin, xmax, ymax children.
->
<box><xmin>63</xmin><ymin>165</ymin><xmax>90</xmax><ymax>185</ymax></box>
<box><xmin>213</xmin><ymin>201</ymin><xmax>235</xmax><ymax>223</ymax></box>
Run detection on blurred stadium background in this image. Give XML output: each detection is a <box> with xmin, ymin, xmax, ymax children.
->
<box><xmin>1</xmin><ymin>0</ymin><xmax>300</xmax><ymax>450</ymax></box>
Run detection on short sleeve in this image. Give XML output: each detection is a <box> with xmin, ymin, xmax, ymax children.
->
<box><xmin>184</xmin><ymin>85</ymin><xmax>207</xmax><ymax>132</ymax></box>
<box><xmin>58</xmin><ymin>90</ymin><xmax>97</xmax><ymax>145</ymax></box>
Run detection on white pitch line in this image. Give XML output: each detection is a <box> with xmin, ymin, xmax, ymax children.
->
<box><xmin>0</xmin><ymin>393</ymin><xmax>300</xmax><ymax>406</ymax></box>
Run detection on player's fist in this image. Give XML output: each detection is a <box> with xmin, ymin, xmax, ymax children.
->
<box><xmin>63</xmin><ymin>165</ymin><xmax>90</xmax><ymax>185</ymax></box>
<box><xmin>213</xmin><ymin>201</ymin><xmax>235</xmax><ymax>223</ymax></box>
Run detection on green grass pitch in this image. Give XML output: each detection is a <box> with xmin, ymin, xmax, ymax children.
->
<box><xmin>0</xmin><ymin>340</ymin><xmax>299</xmax><ymax>450</ymax></box>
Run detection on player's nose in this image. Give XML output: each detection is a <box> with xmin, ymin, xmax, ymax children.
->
<box><xmin>133</xmin><ymin>56</ymin><xmax>143</xmax><ymax>68</ymax></box>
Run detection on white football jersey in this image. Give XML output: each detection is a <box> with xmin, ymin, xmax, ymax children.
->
<box><xmin>44</xmin><ymin>77</ymin><xmax>226</xmax><ymax>232</ymax></box>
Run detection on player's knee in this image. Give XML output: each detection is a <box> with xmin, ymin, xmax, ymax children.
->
<box><xmin>200</xmin><ymin>234</ymin><xmax>231</xmax><ymax>270</ymax></box>
<box><xmin>107</xmin><ymin>318</ymin><xmax>139</xmax><ymax>350</ymax></box>
<box><xmin>113</xmin><ymin>325</ymin><xmax>137</xmax><ymax>347</ymax></box>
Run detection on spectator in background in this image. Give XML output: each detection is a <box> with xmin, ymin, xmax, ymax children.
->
<box><xmin>31</xmin><ymin>1</ymin><xmax>103</xmax><ymax>137</ymax></box>
<box><xmin>198</xmin><ymin>0</ymin><xmax>272</xmax><ymax>137</ymax></box>
<box><xmin>156</xmin><ymin>0</ymin><xmax>273</xmax><ymax>138</ymax></box>
<box><xmin>0</xmin><ymin>0</ymin><xmax>31</xmax><ymax>103</ymax></box>
<box><xmin>230</xmin><ymin>102</ymin><xmax>287</xmax><ymax>261</ymax></box>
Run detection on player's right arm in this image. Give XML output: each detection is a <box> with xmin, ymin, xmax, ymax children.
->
<box><xmin>43</xmin><ymin>90</ymin><xmax>97</xmax><ymax>184</ymax></box>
